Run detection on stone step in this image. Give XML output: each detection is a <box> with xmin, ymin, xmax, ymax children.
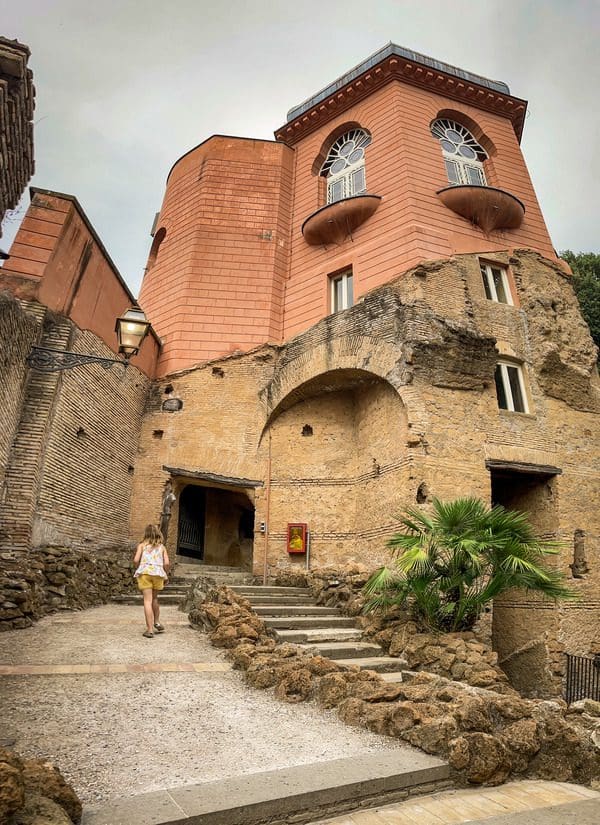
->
<box><xmin>231</xmin><ymin>586</ymin><xmax>311</xmax><ymax>596</ymax></box>
<box><xmin>379</xmin><ymin>671</ymin><xmax>406</xmax><ymax>683</ymax></box>
<box><xmin>300</xmin><ymin>641</ymin><xmax>384</xmax><ymax>659</ymax></box>
<box><xmin>253</xmin><ymin>605</ymin><xmax>340</xmax><ymax>617</ymax></box>
<box><xmin>111</xmin><ymin>594</ymin><xmax>184</xmax><ymax>606</ymax></box>
<box><xmin>274</xmin><ymin>628</ymin><xmax>364</xmax><ymax>644</ymax></box>
<box><xmin>241</xmin><ymin>594</ymin><xmax>318</xmax><ymax>605</ymax></box>
<box><xmin>81</xmin><ymin>751</ymin><xmax>451</xmax><ymax>825</ymax></box>
<box><xmin>263</xmin><ymin>616</ymin><xmax>357</xmax><ymax>630</ymax></box>
<box><xmin>335</xmin><ymin>656</ymin><xmax>408</xmax><ymax>673</ymax></box>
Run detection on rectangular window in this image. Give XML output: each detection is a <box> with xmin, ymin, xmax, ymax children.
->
<box><xmin>330</xmin><ymin>269</ymin><xmax>353</xmax><ymax>313</ymax></box>
<box><xmin>495</xmin><ymin>362</ymin><xmax>529</xmax><ymax>413</ymax></box>
<box><xmin>465</xmin><ymin>165</ymin><xmax>485</xmax><ymax>185</ymax></box>
<box><xmin>445</xmin><ymin>159</ymin><xmax>461</xmax><ymax>185</ymax></box>
<box><xmin>328</xmin><ymin>178</ymin><xmax>345</xmax><ymax>204</ymax></box>
<box><xmin>480</xmin><ymin>263</ymin><xmax>513</xmax><ymax>305</ymax></box>
<box><xmin>350</xmin><ymin>166</ymin><xmax>366</xmax><ymax>195</ymax></box>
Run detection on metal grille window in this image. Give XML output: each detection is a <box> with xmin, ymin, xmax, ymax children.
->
<box><xmin>431</xmin><ymin>119</ymin><xmax>487</xmax><ymax>187</ymax></box>
<box><xmin>481</xmin><ymin>263</ymin><xmax>513</xmax><ymax>304</ymax></box>
<box><xmin>321</xmin><ymin>129</ymin><xmax>371</xmax><ymax>204</ymax></box>
<box><xmin>330</xmin><ymin>270</ymin><xmax>353</xmax><ymax>312</ymax></box>
<box><xmin>495</xmin><ymin>361</ymin><xmax>528</xmax><ymax>413</ymax></box>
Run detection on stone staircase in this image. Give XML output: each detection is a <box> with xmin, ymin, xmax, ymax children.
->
<box><xmin>112</xmin><ymin>563</ymin><xmax>254</xmax><ymax>606</ymax></box>
<box><xmin>231</xmin><ymin>584</ymin><xmax>408</xmax><ymax>681</ymax></box>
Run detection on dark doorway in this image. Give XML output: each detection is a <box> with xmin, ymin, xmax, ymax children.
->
<box><xmin>177</xmin><ymin>485</ymin><xmax>206</xmax><ymax>559</ymax></box>
<box><xmin>489</xmin><ymin>465</ymin><xmax>560</xmax><ymax>697</ymax></box>
<box><xmin>490</xmin><ymin>469</ymin><xmax>558</xmax><ymax>537</ymax></box>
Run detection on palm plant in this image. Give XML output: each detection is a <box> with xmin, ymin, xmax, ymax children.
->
<box><xmin>363</xmin><ymin>497</ymin><xmax>576</xmax><ymax>632</ymax></box>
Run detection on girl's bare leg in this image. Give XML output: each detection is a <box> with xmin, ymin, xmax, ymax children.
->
<box><xmin>152</xmin><ymin>592</ymin><xmax>160</xmax><ymax>625</ymax></box>
<box><xmin>142</xmin><ymin>588</ymin><xmax>154</xmax><ymax>632</ymax></box>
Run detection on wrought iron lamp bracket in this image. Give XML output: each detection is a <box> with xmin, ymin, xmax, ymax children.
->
<box><xmin>26</xmin><ymin>346</ymin><xmax>128</xmax><ymax>373</ymax></box>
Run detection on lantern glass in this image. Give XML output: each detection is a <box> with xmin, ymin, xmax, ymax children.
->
<box><xmin>116</xmin><ymin>306</ymin><xmax>150</xmax><ymax>358</ymax></box>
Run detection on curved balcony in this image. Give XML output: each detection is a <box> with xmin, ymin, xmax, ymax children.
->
<box><xmin>436</xmin><ymin>185</ymin><xmax>525</xmax><ymax>234</ymax></box>
<box><xmin>302</xmin><ymin>194</ymin><xmax>382</xmax><ymax>246</ymax></box>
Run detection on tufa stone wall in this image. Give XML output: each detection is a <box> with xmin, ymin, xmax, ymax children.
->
<box><xmin>131</xmin><ymin>249</ymin><xmax>600</xmax><ymax>689</ymax></box>
<box><xmin>0</xmin><ymin>546</ymin><xmax>136</xmax><ymax>631</ymax></box>
<box><xmin>0</xmin><ymin>38</ymin><xmax>34</xmax><ymax>236</ymax></box>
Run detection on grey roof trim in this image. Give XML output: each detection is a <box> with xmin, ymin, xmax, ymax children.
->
<box><xmin>287</xmin><ymin>43</ymin><xmax>510</xmax><ymax>122</ymax></box>
<box><xmin>163</xmin><ymin>466</ymin><xmax>263</xmax><ymax>488</ymax></box>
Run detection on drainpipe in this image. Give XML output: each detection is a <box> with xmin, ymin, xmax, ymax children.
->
<box><xmin>263</xmin><ymin>429</ymin><xmax>272</xmax><ymax>586</ymax></box>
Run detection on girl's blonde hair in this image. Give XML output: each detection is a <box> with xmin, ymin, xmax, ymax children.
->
<box><xmin>143</xmin><ymin>524</ymin><xmax>164</xmax><ymax>546</ymax></box>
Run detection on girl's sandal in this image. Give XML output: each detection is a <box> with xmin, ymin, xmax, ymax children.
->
<box><xmin>143</xmin><ymin>630</ymin><xmax>154</xmax><ymax>638</ymax></box>
<box><xmin>154</xmin><ymin>623</ymin><xmax>165</xmax><ymax>633</ymax></box>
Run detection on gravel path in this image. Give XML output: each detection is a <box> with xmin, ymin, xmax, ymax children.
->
<box><xmin>0</xmin><ymin>604</ymin><xmax>406</xmax><ymax>805</ymax></box>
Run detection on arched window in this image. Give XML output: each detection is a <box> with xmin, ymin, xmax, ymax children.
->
<box><xmin>431</xmin><ymin>119</ymin><xmax>487</xmax><ymax>186</ymax></box>
<box><xmin>320</xmin><ymin>128</ymin><xmax>371</xmax><ymax>204</ymax></box>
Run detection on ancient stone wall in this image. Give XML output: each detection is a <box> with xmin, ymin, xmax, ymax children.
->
<box><xmin>131</xmin><ymin>249</ymin><xmax>600</xmax><ymax>686</ymax></box>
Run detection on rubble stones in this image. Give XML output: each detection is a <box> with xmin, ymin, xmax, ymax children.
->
<box><xmin>0</xmin><ymin>747</ymin><xmax>81</xmax><ymax>824</ymax></box>
<box><xmin>188</xmin><ymin>582</ymin><xmax>600</xmax><ymax>789</ymax></box>
<box><xmin>0</xmin><ymin>547</ymin><xmax>136</xmax><ymax>631</ymax></box>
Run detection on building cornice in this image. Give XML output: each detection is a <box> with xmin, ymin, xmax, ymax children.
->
<box><xmin>274</xmin><ymin>53</ymin><xmax>527</xmax><ymax>146</ymax></box>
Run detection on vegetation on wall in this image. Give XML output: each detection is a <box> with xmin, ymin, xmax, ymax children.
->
<box><xmin>363</xmin><ymin>497</ymin><xmax>575</xmax><ymax>632</ymax></box>
<box><xmin>560</xmin><ymin>250</ymin><xmax>600</xmax><ymax>352</ymax></box>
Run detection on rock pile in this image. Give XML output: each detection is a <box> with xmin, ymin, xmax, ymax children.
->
<box><xmin>190</xmin><ymin>583</ymin><xmax>600</xmax><ymax>787</ymax></box>
<box><xmin>0</xmin><ymin>546</ymin><xmax>136</xmax><ymax>631</ymax></box>
<box><xmin>0</xmin><ymin>747</ymin><xmax>81</xmax><ymax>824</ymax></box>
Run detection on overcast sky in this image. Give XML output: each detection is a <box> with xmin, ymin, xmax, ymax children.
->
<box><xmin>1</xmin><ymin>0</ymin><xmax>598</xmax><ymax>295</ymax></box>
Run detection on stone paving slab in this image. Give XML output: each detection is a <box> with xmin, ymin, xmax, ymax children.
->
<box><xmin>82</xmin><ymin>751</ymin><xmax>450</xmax><ymax>825</ymax></box>
<box><xmin>308</xmin><ymin>780</ymin><xmax>600</xmax><ymax>825</ymax></box>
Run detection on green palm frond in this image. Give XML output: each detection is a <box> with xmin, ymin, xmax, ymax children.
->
<box><xmin>363</xmin><ymin>495</ymin><xmax>576</xmax><ymax>631</ymax></box>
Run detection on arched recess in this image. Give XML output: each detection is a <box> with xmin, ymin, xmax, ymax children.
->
<box><xmin>262</xmin><ymin>368</ymin><xmax>410</xmax><ymax>570</ymax></box>
<box><xmin>146</xmin><ymin>227</ymin><xmax>166</xmax><ymax>271</ymax></box>
<box><xmin>260</xmin><ymin>332</ymin><xmax>405</xmax><ymax>429</ymax></box>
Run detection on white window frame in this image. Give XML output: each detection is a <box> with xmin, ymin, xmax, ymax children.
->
<box><xmin>495</xmin><ymin>361</ymin><xmax>529</xmax><ymax>414</ymax></box>
<box><xmin>321</xmin><ymin>129</ymin><xmax>371</xmax><ymax>205</ymax></box>
<box><xmin>330</xmin><ymin>270</ymin><xmax>353</xmax><ymax>313</ymax></box>
<box><xmin>431</xmin><ymin>119</ymin><xmax>488</xmax><ymax>187</ymax></box>
<box><xmin>480</xmin><ymin>263</ymin><xmax>513</xmax><ymax>305</ymax></box>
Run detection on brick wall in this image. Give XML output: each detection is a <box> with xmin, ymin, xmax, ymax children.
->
<box><xmin>0</xmin><ymin>296</ymin><xmax>150</xmax><ymax>554</ymax></box>
<box><xmin>0</xmin><ymin>293</ymin><xmax>40</xmax><ymax>493</ymax></box>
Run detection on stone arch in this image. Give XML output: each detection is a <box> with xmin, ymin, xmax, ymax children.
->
<box><xmin>261</xmin><ymin>366</ymin><xmax>411</xmax><ymax>570</ymax></box>
<box><xmin>260</xmin><ymin>332</ymin><xmax>407</xmax><ymax>436</ymax></box>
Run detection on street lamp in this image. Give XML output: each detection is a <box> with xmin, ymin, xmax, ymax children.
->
<box><xmin>26</xmin><ymin>305</ymin><xmax>151</xmax><ymax>373</ymax></box>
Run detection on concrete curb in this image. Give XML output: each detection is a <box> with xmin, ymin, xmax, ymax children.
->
<box><xmin>82</xmin><ymin>751</ymin><xmax>451</xmax><ymax>825</ymax></box>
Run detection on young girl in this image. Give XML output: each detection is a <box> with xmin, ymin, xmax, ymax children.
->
<box><xmin>133</xmin><ymin>524</ymin><xmax>171</xmax><ymax>638</ymax></box>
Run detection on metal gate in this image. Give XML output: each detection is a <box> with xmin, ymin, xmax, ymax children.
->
<box><xmin>177</xmin><ymin>485</ymin><xmax>206</xmax><ymax>558</ymax></box>
<box><xmin>565</xmin><ymin>653</ymin><xmax>600</xmax><ymax>704</ymax></box>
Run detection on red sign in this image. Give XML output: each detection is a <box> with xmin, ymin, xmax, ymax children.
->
<box><xmin>287</xmin><ymin>523</ymin><xmax>307</xmax><ymax>554</ymax></box>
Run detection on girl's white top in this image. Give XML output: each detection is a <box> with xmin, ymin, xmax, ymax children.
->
<box><xmin>134</xmin><ymin>543</ymin><xmax>167</xmax><ymax>578</ymax></box>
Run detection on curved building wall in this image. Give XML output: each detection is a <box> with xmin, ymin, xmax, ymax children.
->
<box><xmin>139</xmin><ymin>136</ymin><xmax>294</xmax><ymax>376</ymax></box>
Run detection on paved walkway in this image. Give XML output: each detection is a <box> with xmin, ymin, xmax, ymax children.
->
<box><xmin>0</xmin><ymin>603</ymin><xmax>409</xmax><ymax>805</ymax></box>
<box><xmin>1</xmin><ymin>603</ymin><xmax>598</xmax><ymax>824</ymax></box>
<box><xmin>309</xmin><ymin>780</ymin><xmax>600</xmax><ymax>824</ymax></box>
